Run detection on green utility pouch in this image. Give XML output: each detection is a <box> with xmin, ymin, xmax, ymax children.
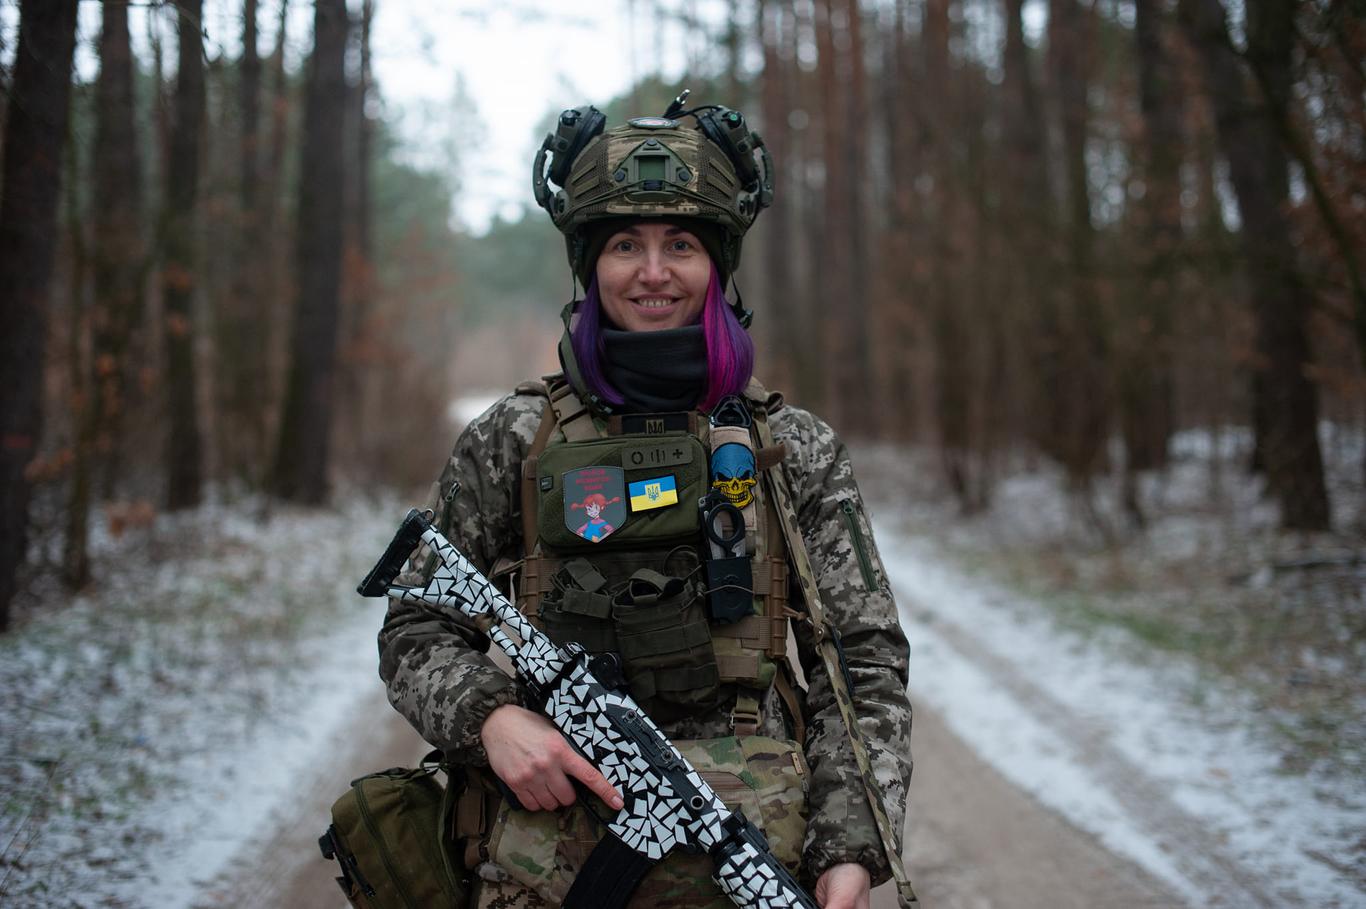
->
<box><xmin>319</xmin><ymin>753</ymin><xmax>468</xmax><ymax>909</ymax></box>
<box><xmin>539</xmin><ymin>551</ymin><xmax>720</xmax><ymax>720</ymax></box>
<box><xmin>535</xmin><ymin>432</ymin><xmax>709</xmax><ymax>552</ymax></box>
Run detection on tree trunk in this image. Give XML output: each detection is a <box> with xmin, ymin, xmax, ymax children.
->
<box><xmin>90</xmin><ymin>0</ymin><xmax>146</xmax><ymax>503</ymax></box>
<box><xmin>1126</xmin><ymin>0</ymin><xmax>1182</xmax><ymax>474</ymax></box>
<box><xmin>219</xmin><ymin>0</ymin><xmax>265</xmax><ymax>486</ymax></box>
<box><xmin>759</xmin><ymin>0</ymin><xmax>796</xmax><ymax>397</ymax></box>
<box><xmin>64</xmin><ymin>126</ymin><xmax>93</xmax><ymax>590</ymax></box>
<box><xmin>1048</xmin><ymin>0</ymin><xmax>1109</xmax><ymax>486</ymax></box>
<box><xmin>0</xmin><ymin>0</ymin><xmax>79</xmax><ymax>631</ymax></box>
<box><xmin>814</xmin><ymin>0</ymin><xmax>851</xmax><ymax>427</ymax></box>
<box><xmin>271</xmin><ymin>0</ymin><xmax>348</xmax><ymax>504</ymax></box>
<box><xmin>839</xmin><ymin>0</ymin><xmax>874</xmax><ymax>437</ymax></box>
<box><xmin>878</xmin><ymin>0</ymin><xmax>921</xmax><ymax>441</ymax></box>
<box><xmin>1179</xmin><ymin>0</ymin><xmax>1332</xmax><ymax>530</ymax></box>
<box><xmin>163</xmin><ymin>0</ymin><xmax>206</xmax><ymax>510</ymax></box>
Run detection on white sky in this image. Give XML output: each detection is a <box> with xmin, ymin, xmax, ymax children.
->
<box><xmin>7</xmin><ymin>0</ymin><xmax>1058</xmax><ymax>235</ymax></box>
<box><xmin>368</xmin><ymin>2</ymin><xmax>697</xmax><ymax>233</ymax></box>
<box><xmin>35</xmin><ymin>0</ymin><xmax>708</xmax><ymax>235</ymax></box>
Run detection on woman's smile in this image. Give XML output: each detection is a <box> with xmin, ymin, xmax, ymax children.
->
<box><xmin>596</xmin><ymin>222</ymin><xmax>711</xmax><ymax>331</ymax></box>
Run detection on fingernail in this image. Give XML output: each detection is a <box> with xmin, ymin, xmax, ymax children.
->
<box><xmin>610</xmin><ymin>795</ymin><xmax>624</xmax><ymax>809</ymax></box>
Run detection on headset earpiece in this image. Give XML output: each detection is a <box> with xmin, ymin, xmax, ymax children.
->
<box><xmin>548</xmin><ymin>105</ymin><xmax>606</xmax><ymax>188</ymax></box>
<box><xmin>695</xmin><ymin>107</ymin><xmax>761</xmax><ymax>192</ymax></box>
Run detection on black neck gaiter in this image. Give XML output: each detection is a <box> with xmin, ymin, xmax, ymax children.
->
<box><xmin>600</xmin><ymin>325</ymin><xmax>708</xmax><ymax>413</ymax></box>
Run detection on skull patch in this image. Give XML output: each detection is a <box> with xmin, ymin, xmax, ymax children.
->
<box><xmin>710</xmin><ymin>442</ymin><xmax>757</xmax><ymax>509</ymax></box>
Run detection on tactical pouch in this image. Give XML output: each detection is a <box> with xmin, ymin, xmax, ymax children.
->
<box><xmin>539</xmin><ymin>558</ymin><xmax>619</xmax><ymax>654</ymax></box>
<box><xmin>319</xmin><ymin>754</ymin><xmax>468</xmax><ymax>909</ymax></box>
<box><xmin>538</xmin><ymin>551</ymin><xmax>720</xmax><ymax>719</ymax></box>
<box><xmin>535</xmin><ymin>432</ymin><xmax>708</xmax><ymax>552</ymax></box>
<box><xmin>611</xmin><ymin>564</ymin><xmax>720</xmax><ymax>716</ymax></box>
<box><xmin>483</xmin><ymin>736</ymin><xmax>809</xmax><ymax>909</ymax></box>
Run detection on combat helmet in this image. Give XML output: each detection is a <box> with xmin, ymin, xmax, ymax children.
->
<box><xmin>532</xmin><ymin>90</ymin><xmax>774</xmax><ymax>295</ymax></box>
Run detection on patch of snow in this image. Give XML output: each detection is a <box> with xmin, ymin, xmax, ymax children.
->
<box><xmin>884</xmin><ymin>524</ymin><xmax>1366</xmax><ymax>907</ymax></box>
<box><xmin>0</xmin><ymin>496</ymin><xmax>402</xmax><ymax>907</ymax></box>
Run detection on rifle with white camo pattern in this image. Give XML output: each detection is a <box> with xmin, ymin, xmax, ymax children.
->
<box><xmin>359</xmin><ymin>507</ymin><xmax>819</xmax><ymax>909</ymax></box>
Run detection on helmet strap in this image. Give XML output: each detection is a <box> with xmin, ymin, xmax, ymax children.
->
<box><xmin>728</xmin><ymin>276</ymin><xmax>754</xmax><ymax>330</ymax></box>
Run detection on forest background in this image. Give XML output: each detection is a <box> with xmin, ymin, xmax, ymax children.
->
<box><xmin>0</xmin><ymin>0</ymin><xmax>1363</xmax><ymax>903</ymax></box>
<box><xmin>0</xmin><ymin>0</ymin><xmax>1362</xmax><ymax>710</ymax></box>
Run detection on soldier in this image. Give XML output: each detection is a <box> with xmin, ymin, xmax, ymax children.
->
<box><xmin>378</xmin><ymin>97</ymin><xmax>913</xmax><ymax>909</ymax></box>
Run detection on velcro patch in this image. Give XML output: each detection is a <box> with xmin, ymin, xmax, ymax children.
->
<box><xmin>622</xmin><ymin>440</ymin><xmax>694</xmax><ymax>471</ymax></box>
<box><xmin>628</xmin><ymin>475</ymin><xmax>679</xmax><ymax>512</ymax></box>
<box><xmin>564</xmin><ymin>466</ymin><xmax>626</xmax><ymax>543</ymax></box>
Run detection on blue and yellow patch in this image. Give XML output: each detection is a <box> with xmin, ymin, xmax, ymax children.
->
<box><xmin>628</xmin><ymin>475</ymin><xmax>679</xmax><ymax>512</ymax></box>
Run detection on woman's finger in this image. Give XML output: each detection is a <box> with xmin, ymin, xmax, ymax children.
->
<box><xmin>546</xmin><ymin>771</ymin><xmax>577</xmax><ymax>807</ymax></box>
<box><xmin>562</xmin><ymin>749</ymin><xmax>625</xmax><ymax>809</ymax></box>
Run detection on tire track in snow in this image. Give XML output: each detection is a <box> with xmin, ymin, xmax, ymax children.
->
<box><xmin>879</xmin><ymin>526</ymin><xmax>1345</xmax><ymax>907</ymax></box>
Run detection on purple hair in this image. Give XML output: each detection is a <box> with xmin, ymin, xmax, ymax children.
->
<box><xmin>570</xmin><ymin>264</ymin><xmax>754</xmax><ymax>413</ymax></box>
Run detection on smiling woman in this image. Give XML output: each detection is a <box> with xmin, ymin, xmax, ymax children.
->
<box><xmin>375</xmin><ymin>94</ymin><xmax>916</xmax><ymax>909</ymax></box>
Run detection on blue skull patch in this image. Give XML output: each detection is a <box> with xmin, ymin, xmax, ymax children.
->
<box><xmin>711</xmin><ymin>442</ymin><xmax>757</xmax><ymax>508</ymax></box>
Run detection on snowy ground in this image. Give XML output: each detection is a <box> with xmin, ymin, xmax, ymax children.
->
<box><xmin>883</xmin><ymin>526</ymin><xmax>1364</xmax><ymax>906</ymax></box>
<box><xmin>1</xmin><ymin>427</ymin><xmax>1362</xmax><ymax>907</ymax></box>
<box><xmin>0</xmin><ymin>497</ymin><xmax>401</xmax><ymax>907</ymax></box>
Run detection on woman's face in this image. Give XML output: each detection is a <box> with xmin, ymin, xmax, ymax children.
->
<box><xmin>594</xmin><ymin>222</ymin><xmax>711</xmax><ymax>332</ymax></box>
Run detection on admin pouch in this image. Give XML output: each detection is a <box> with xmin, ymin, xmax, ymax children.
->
<box><xmin>318</xmin><ymin>752</ymin><xmax>469</xmax><ymax>909</ymax></box>
<box><xmin>534</xmin><ymin>430</ymin><xmax>709</xmax><ymax>551</ymax></box>
<box><xmin>481</xmin><ymin>735</ymin><xmax>809</xmax><ymax>908</ymax></box>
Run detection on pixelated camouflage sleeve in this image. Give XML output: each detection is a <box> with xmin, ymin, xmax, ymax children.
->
<box><xmin>376</xmin><ymin>391</ymin><xmax>547</xmax><ymax>766</ymax></box>
<box><xmin>770</xmin><ymin>406</ymin><xmax>913</xmax><ymax>886</ymax></box>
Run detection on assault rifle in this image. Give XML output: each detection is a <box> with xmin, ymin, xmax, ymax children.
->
<box><xmin>359</xmin><ymin>507</ymin><xmax>820</xmax><ymax>909</ymax></box>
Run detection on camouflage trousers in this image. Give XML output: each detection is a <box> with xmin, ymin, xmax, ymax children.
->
<box><xmin>471</xmin><ymin>876</ymin><xmax>548</xmax><ymax>909</ymax></box>
<box><xmin>468</xmin><ymin>864</ymin><xmax>738</xmax><ymax>909</ymax></box>
<box><xmin>468</xmin><ymin>736</ymin><xmax>809</xmax><ymax>909</ymax></box>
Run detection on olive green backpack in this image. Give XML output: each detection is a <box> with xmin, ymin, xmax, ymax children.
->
<box><xmin>318</xmin><ymin>753</ymin><xmax>469</xmax><ymax>909</ymax></box>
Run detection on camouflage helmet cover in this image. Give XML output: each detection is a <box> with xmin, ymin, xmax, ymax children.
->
<box><xmin>533</xmin><ymin>101</ymin><xmax>774</xmax><ymax>286</ymax></box>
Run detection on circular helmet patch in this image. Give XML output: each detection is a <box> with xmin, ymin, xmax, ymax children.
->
<box><xmin>627</xmin><ymin>116</ymin><xmax>680</xmax><ymax>129</ymax></box>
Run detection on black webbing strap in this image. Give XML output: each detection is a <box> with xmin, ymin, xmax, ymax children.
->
<box><xmin>562</xmin><ymin>833</ymin><xmax>657</xmax><ymax>909</ymax></box>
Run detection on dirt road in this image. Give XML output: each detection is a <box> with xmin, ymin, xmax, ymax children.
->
<box><xmin>193</xmin><ymin>678</ymin><xmax>1184</xmax><ymax>909</ymax></box>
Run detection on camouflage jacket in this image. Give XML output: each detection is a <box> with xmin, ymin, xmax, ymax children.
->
<box><xmin>377</xmin><ymin>384</ymin><xmax>912</xmax><ymax>885</ymax></box>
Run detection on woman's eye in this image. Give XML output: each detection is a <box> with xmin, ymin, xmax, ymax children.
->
<box><xmin>671</xmin><ymin>239</ymin><xmax>694</xmax><ymax>252</ymax></box>
<box><xmin>614</xmin><ymin>239</ymin><xmax>636</xmax><ymax>253</ymax></box>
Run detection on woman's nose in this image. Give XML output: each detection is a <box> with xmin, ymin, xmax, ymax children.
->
<box><xmin>637</xmin><ymin>250</ymin><xmax>670</xmax><ymax>285</ymax></box>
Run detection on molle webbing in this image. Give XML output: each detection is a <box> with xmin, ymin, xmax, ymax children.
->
<box><xmin>514</xmin><ymin>377</ymin><xmax>796</xmax><ymax>719</ymax></box>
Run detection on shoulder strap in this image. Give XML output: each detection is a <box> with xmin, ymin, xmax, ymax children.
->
<box><xmin>754</xmin><ymin>413</ymin><xmax>919</xmax><ymax>909</ymax></box>
<box><xmin>520</xmin><ymin>399</ymin><xmax>558</xmax><ymax>548</ymax></box>
<box><xmin>546</xmin><ymin>375</ymin><xmax>604</xmax><ymax>442</ymax></box>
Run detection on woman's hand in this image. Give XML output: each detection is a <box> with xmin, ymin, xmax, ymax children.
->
<box><xmin>814</xmin><ymin>862</ymin><xmax>871</xmax><ymax>909</ymax></box>
<box><xmin>480</xmin><ymin>704</ymin><xmax>624</xmax><ymax>811</ymax></box>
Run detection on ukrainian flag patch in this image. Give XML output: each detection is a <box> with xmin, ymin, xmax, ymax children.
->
<box><xmin>628</xmin><ymin>475</ymin><xmax>679</xmax><ymax>512</ymax></box>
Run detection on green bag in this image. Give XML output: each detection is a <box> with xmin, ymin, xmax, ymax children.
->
<box><xmin>319</xmin><ymin>752</ymin><xmax>469</xmax><ymax>909</ymax></box>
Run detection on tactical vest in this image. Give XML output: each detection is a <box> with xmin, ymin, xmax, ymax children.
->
<box><xmin>509</xmin><ymin>376</ymin><xmax>805</xmax><ymax>740</ymax></box>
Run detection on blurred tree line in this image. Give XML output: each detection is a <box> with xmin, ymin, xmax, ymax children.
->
<box><xmin>0</xmin><ymin>0</ymin><xmax>1362</xmax><ymax>631</ymax></box>
<box><xmin>0</xmin><ymin>0</ymin><xmax>477</xmax><ymax>629</ymax></box>
<box><xmin>736</xmin><ymin>0</ymin><xmax>1363</xmax><ymax>536</ymax></box>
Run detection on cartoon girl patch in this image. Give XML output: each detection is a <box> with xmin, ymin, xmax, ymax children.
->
<box><xmin>563</xmin><ymin>466</ymin><xmax>628</xmax><ymax>543</ymax></box>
